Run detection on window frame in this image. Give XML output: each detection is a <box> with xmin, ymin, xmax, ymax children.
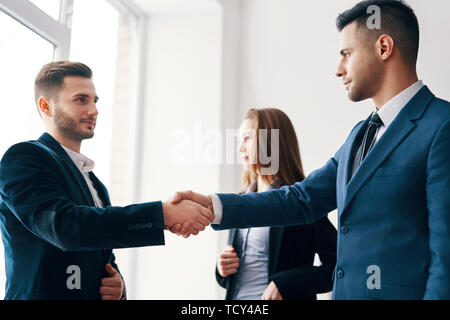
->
<box><xmin>0</xmin><ymin>0</ymin><xmax>71</xmax><ymax>59</ymax></box>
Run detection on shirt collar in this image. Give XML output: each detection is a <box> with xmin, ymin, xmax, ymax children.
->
<box><xmin>376</xmin><ymin>80</ymin><xmax>424</xmax><ymax>127</ymax></box>
<box><xmin>61</xmin><ymin>145</ymin><xmax>95</xmax><ymax>173</ymax></box>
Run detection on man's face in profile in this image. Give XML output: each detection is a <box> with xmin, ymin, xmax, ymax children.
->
<box><xmin>336</xmin><ymin>21</ymin><xmax>383</xmax><ymax>102</ymax></box>
<box><xmin>51</xmin><ymin>76</ymin><xmax>99</xmax><ymax>142</ymax></box>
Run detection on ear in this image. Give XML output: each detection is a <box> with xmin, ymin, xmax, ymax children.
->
<box><xmin>376</xmin><ymin>34</ymin><xmax>394</xmax><ymax>61</ymax></box>
<box><xmin>38</xmin><ymin>96</ymin><xmax>52</xmax><ymax>117</ymax></box>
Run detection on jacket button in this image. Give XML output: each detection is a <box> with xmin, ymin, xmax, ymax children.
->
<box><xmin>340</xmin><ymin>225</ymin><xmax>349</xmax><ymax>234</ymax></box>
<box><xmin>337</xmin><ymin>269</ymin><xmax>344</xmax><ymax>279</ymax></box>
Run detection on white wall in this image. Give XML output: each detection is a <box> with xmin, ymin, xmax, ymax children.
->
<box><xmin>126</xmin><ymin>10</ymin><xmax>223</xmax><ymax>299</ymax></box>
<box><xmin>235</xmin><ymin>0</ymin><xmax>450</xmax><ymax>223</ymax></box>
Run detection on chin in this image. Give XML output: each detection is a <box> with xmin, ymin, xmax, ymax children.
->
<box><xmin>80</xmin><ymin>131</ymin><xmax>95</xmax><ymax>140</ymax></box>
<box><xmin>348</xmin><ymin>89</ymin><xmax>369</xmax><ymax>102</ymax></box>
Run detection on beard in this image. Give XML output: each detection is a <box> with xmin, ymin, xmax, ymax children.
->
<box><xmin>348</xmin><ymin>55</ymin><xmax>384</xmax><ymax>102</ymax></box>
<box><xmin>53</xmin><ymin>106</ymin><xmax>95</xmax><ymax>141</ymax></box>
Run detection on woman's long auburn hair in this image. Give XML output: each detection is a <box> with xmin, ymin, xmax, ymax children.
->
<box><xmin>241</xmin><ymin>108</ymin><xmax>306</xmax><ymax>191</ymax></box>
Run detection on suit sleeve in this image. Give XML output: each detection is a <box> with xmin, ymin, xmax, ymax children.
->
<box><xmin>212</xmin><ymin>148</ymin><xmax>341</xmax><ymax>230</ymax></box>
<box><xmin>270</xmin><ymin>217</ymin><xmax>337</xmax><ymax>299</ymax></box>
<box><xmin>424</xmin><ymin>120</ymin><xmax>450</xmax><ymax>299</ymax></box>
<box><xmin>0</xmin><ymin>142</ymin><xmax>165</xmax><ymax>251</ymax></box>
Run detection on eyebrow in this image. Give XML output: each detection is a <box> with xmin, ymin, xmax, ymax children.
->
<box><xmin>73</xmin><ymin>93</ymin><xmax>99</xmax><ymax>102</ymax></box>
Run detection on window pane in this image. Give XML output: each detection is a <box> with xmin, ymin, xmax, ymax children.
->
<box><xmin>0</xmin><ymin>9</ymin><xmax>55</xmax><ymax>299</ymax></box>
<box><xmin>0</xmin><ymin>10</ymin><xmax>55</xmax><ymax>156</ymax></box>
<box><xmin>70</xmin><ymin>0</ymin><xmax>129</xmax><ymax>192</ymax></box>
<box><xmin>29</xmin><ymin>0</ymin><xmax>61</xmax><ymax>21</ymax></box>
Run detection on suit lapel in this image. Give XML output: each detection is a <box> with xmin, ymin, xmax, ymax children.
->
<box><xmin>63</xmin><ymin>160</ymin><xmax>96</xmax><ymax>206</ymax></box>
<box><xmin>345</xmin><ymin>119</ymin><xmax>370</xmax><ymax>184</ymax></box>
<box><xmin>341</xmin><ymin>86</ymin><xmax>434</xmax><ymax>215</ymax></box>
<box><xmin>335</xmin><ymin>119</ymin><xmax>369</xmax><ymax>211</ymax></box>
<box><xmin>89</xmin><ymin>172</ymin><xmax>111</xmax><ymax>206</ymax></box>
<box><xmin>38</xmin><ymin>133</ymin><xmax>95</xmax><ymax>206</ymax></box>
<box><xmin>228</xmin><ymin>229</ymin><xmax>237</xmax><ymax>246</ymax></box>
<box><xmin>268</xmin><ymin>227</ymin><xmax>284</xmax><ymax>275</ymax></box>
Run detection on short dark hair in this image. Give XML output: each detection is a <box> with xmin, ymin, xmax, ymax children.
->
<box><xmin>336</xmin><ymin>0</ymin><xmax>419</xmax><ymax>66</ymax></box>
<box><xmin>34</xmin><ymin>61</ymin><xmax>92</xmax><ymax>109</ymax></box>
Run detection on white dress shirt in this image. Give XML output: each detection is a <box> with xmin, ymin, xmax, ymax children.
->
<box><xmin>211</xmin><ymin>80</ymin><xmax>425</xmax><ymax>224</ymax></box>
<box><xmin>375</xmin><ymin>80</ymin><xmax>424</xmax><ymax>143</ymax></box>
<box><xmin>62</xmin><ymin>146</ymin><xmax>104</xmax><ymax>208</ymax></box>
<box><xmin>230</xmin><ymin>226</ymin><xmax>271</xmax><ymax>300</ymax></box>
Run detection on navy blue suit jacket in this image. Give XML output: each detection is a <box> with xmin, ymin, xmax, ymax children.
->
<box><xmin>213</xmin><ymin>86</ymin><xmax>450</xmax><ymax>299</ymax></box>
<box><xmin>0</xmin><ymin>133</ymin><xmax>165</xmax><ymax>299</ymax></box>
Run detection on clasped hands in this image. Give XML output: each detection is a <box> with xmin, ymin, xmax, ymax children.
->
<box><xmin>162</xmin><ymin>190</ymin><xmax>214</xmax><ymax>238</ymax></box>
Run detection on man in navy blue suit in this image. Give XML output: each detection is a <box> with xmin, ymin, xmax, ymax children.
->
<box><xmin>0</xmin><ymin>61</ymin><xmax>213</xmax><ymax>299</ymax></box>
<box><xmin>171</xmin><ymin>0</ymin><xmax>450</xmax><ymax>299</ymax></box>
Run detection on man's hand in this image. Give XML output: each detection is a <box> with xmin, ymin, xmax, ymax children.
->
<box><xmin>171</xmin><ymin>190</ymin><xmax>213</xmax><ymax>211</ymax></box>
<box><xmin>167</xmin><ymin>191</ymin><xmax>214</xmax><ymax>238</ymax></box>
<box><xmin>162</xmin><ymin>198</ymin><xmax>213</xmax><ymax>237</ymax></box>
<box><xmin>261</xmin><ymin>281</ymin><xmax>283</xmax><ymax>300</ymax></box>
<box><xmin>217</xmin><ymin>245</ymin><xmax>239</xmax><ymax>277</ymax></box>
<box><xmin>100</xmin><ymin>264</ymin><xmax>124</xmax><ymax>300</ymax></box>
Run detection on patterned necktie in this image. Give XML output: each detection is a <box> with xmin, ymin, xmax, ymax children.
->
<box><xmin>352</xmin><ymin>112</ymin><xmax>384</xmax><ymax>177</ymax></box>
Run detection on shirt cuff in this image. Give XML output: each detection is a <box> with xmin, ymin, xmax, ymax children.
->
<box><xmin>210</xmin><ymin>193</ymin><xmax>223</xmax><ymax>224</ymax></box>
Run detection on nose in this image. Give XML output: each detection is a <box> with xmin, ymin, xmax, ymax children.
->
<box><xmin>87</xmin><ymin>102</ymin><xmax>98</xmax><ymax>117</ymax></box>
<box><xmin>336</xmin><ymin>60</ymin><xmax>346</xmax><ymax>78</ymax></box>
<box><xmin>237</xmin><ymin>138</ymin><xmax>246</xmax><ymax>154</ymax></box>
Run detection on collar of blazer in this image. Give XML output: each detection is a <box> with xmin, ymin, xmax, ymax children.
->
<box><xmin>37</xmin><ymin>132</ymin><xmax>97</xmax><ymax>207</ymax></box>
<box><xmin>340</xmin><ymin>85</ymin><xmax>434</xmax><ymax>216</ymax></box>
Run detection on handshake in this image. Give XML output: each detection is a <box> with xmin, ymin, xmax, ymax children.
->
<box><xmin>162</xmin><ymin>191</ymin><xmax>214</xmax><ymax>238</ymax></box>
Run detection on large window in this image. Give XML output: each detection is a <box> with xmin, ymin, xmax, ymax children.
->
<box><xmin>0</xmin><ymin>8</ymin><xmax>56</xmax><ymax>298</ymax></box>
<box><xmin>70</xmin><ymin>0</ymin><xmax>120</xmax><ymax>188</ymax></box>
<box><xmin>0</xmin><ymin>0</ymin><xmax>144</xmax><ymax>299</ymax></box>
<box><xmin>0</xmin><ymin>10</ymin><xmax>54</xmax><ymax>156</ymax></box>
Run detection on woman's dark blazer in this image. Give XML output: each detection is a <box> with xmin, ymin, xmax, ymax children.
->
<box><xmin>215</xmin><ymin>182</ymin><xmax>337</xmax><ymax>300</ymax></box>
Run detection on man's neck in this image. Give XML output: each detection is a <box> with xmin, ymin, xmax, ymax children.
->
<box><xmin>372</xmin><ymin>72</ymin><xmax>419</xmax><ymax>110</ymax></box>
<box><xmin>47</xmin><ymin>130</ymin><xmax>81</xmax><ymax>153</ymax></box>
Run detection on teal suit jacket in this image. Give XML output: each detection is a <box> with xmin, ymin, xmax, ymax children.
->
<box><xmin>213</xmin><ymin>86</ymin><xmax>450</xmax><ymax>299</ymax></box>
<box><xmin>0</xmin><ymin>133</ymin><xmax>165</xmax><ymax>299</ymax></box>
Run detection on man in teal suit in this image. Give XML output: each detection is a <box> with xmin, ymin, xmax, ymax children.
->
<box><xmin>172</xmin><ymin>0</ymin><xmax>450</xmax><ymax>299</ymax></box>
<box><xmin>0</xmin><ymin>61</ymin><xmax>213</xmax><ymax>299</ymax></box>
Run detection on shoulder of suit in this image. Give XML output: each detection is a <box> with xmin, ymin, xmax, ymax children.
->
<box><xmin>1</xmin><ymin>139</ymin><xmax>59</xmax><ymax>163</ymax></box>
<box><xmin>419</xmin><ymin>97</ymin><xmax>450</xmax><ymax>131</ymax></box>
<box><xmin>428</xmin><ymin>96</ymin><xmax>450</xmax><ymax>117</ymax></box>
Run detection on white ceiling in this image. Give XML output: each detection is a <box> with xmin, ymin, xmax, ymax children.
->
<box><xmin>131</xmin><ymin>0</ymin><xmax>222</xmax><ymax>14</ymax></box>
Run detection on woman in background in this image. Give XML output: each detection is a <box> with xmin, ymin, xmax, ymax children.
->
<box><xmin>216</xmin><ymin>108</ymin><xmax>337</xmax><ymax>300</ymax></box>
